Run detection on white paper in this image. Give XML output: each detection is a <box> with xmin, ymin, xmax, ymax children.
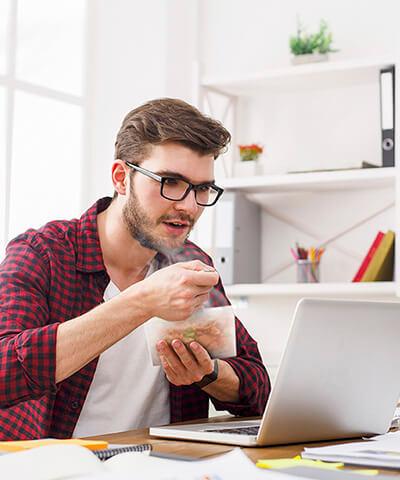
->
<box><xmin>107</xmin><ymin>448</ymin><xmax>304</xmax><ymax>480</ymax></box>
<box><xmin>0</xmin><ymin>445</ymin><xmax>104</xmax><ymax>480</ymax></box>
<box><xmin>0</xmin><ymin>444</ymin><xmax>305</xmax><ymax>480</ymax></box>
<box><xmin>303</xmin><ymin>435</ymin><xmax>400</xmax><ymax>468</ymax></box>
<box><xmin>369</xmin><ymin>430</ymin><xmax>400</xmax><ymax>441</ymax></box>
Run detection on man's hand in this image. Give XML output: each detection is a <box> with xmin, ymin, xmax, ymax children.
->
<box><xmin>157</xmin><ymin>338</ymin><xmax>240</xmax><ymax>402</ymax></box>
<box><xmin>157</xmin><ymin>339</ymin><xmax>214</xmax><ymax>386</ymax></box>
<box><xmin>139</xmin><ymin>260</ymin><xmax>219</xmax><ymax>321</ymax></box>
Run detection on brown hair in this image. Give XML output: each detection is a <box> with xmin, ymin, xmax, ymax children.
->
<box><xmin>115</xmin><ymin>98</ymin><xmax>231</xmax><ymax>163</ymax></box>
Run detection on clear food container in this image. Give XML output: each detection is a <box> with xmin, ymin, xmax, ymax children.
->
<box><xmin>145</xmin><ymin>306</ymin><xmax>236</xmax><ymax>366</ymax></box>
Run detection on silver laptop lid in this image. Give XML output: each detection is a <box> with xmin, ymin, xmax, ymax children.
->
<box><xmin>258</xmin><ymin>298</ymin><xmax>400</xmax><ymax>445</ymax></box>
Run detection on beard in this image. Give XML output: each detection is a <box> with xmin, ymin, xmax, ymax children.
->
<box><xmin>122</xmin><ymin>185</ymin><xmax>195</xmax><ymax>256</ymax></box>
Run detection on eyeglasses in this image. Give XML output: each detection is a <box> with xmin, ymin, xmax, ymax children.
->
<box><xmin>124</xmin><ymin>161</ymin><xmax>224</xmax><ymax>207</ymax></box>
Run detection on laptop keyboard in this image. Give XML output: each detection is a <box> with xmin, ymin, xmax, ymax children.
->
<box><xmin>204</xmin><ymin>426</ymin><xmax>260</xmax><ymax>436</ymax></box>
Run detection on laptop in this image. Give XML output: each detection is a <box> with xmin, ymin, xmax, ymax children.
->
<box><xmin>150</xmin><ymin>298</ymin><xmax>400</xmax><ymax>446</ymax></box>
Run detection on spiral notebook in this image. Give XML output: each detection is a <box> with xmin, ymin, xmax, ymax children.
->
<box><xmin>93</xmin><ymin>443</ymin><xmax>152</xmax><ymax>461</ymax></box>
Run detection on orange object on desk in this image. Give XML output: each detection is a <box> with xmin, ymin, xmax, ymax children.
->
<box><xmin>0</xmin><ymin>438</ymin><xmax>108</xmax><ymax>452</ymax></box>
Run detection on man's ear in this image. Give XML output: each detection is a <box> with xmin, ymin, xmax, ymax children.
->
<box><xmin>112</xmin><ymin>160</ymin><xmax>129</xmax><ymax>196</ymax></box>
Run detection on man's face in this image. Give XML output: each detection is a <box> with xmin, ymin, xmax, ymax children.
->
<box><xmin>122</xmin><ymin>143</ymin><xmax>215</xmax><ymax>255</ymax></box>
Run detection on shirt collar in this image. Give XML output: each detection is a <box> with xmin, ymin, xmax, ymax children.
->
<box><xmin>75</xmin><ymin>197</ymin><xmax>112</xmax><ymax>273</ymax></box>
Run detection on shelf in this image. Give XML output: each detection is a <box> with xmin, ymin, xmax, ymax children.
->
<box><xmin>202</xmin><ymin>58</ymin><xmax>395</xmax><ymax>96</ymax></box>
<box><xmin>219</xmin><ymin>167</ymin><xmax>396</xmax><ymax>194</ymax></box>
<box><xmin>225</xmin><ymin>282</ymin><xmax>397</xmax><ymax>298</ymax></box>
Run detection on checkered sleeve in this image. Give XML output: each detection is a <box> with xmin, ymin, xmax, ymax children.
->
<box><xmin>211</xmin><ymin>313</ymin><xmax>271</xmax><ymax>416</ymax></box>
<box><xmin>0</xmin><ymin>235</ymin><xmax>59</xmax><ymax>407</ymax></box>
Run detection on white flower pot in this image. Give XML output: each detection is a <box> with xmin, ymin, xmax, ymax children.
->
<box><xmin>233</xmin><ymin>160</ymin><xmax>263</xmax><ymax>177</ymax></box>
<box><xmin>291</xmin><ymin>53</ymin><xmax>329</xmax><ymax>65</ymax></box>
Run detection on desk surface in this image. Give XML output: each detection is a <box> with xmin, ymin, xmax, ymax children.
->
<box><xmin>88</xmin><ymin>416</ymin><xmax>386</xmax><ymax>467</ymax></box>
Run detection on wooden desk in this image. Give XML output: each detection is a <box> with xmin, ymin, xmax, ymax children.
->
<box><xmin>88</xmin><ymin>416</ymin><xmax>373</xmax><ymax>465</ymax></box>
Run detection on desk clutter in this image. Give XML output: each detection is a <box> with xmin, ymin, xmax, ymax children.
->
<box><xmin>1</xmin><ymin>435</ymin><xmax>400</xmax><ymax>480</ymax></box>
<box><xmin>3</xmin><ymin>411</ymin><xmax>400</xmax><ymax>480</ymax></box>
<box><xmin>257</xmin><ymin>457</ymin><xmax>380</xmax><ymax>476</ymax></box>
<box><xmin>302</xmin><ymin>431</ymin><xmax>400</xmax><ymax>469</ymax></box>
<box><xmin>0</xmin><ymin>445</ymin><xmax>269</xmax><ymax>480</ymax></box>
<box><xmin>0</xmin><ymin>437</ymin><xmax>151</xmax><ymax>460</ymax></box>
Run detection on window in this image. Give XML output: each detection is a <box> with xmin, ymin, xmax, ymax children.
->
<box><xmin>0</xmin><ymin>86</ymin><xmax>6</xmax><ymax>251</ymax></box>
<box><xmin>0</xmin><ymin>2</ymin><xmax>10</xmax><ymax>75</ymax></box>
<box><xmin>0</xmin><ymin>0</ymin><xmax>87</xmax><ymax>258</ymax></box>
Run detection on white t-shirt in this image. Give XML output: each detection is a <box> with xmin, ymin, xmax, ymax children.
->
<box><xmin>73</xmin><ymin>278</ymin><xmax>170</xmax><ymax>438</ymax></box>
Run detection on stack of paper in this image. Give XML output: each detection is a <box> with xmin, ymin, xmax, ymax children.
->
<box><xmin>302</xmin><ymin>432</ymin><xmax>400</xmax><ymax>469</ymax></box>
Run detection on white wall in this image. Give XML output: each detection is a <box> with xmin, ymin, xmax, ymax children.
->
<box><xmin>200</xmin><ymin>0</ymin><xmax>399</xmax><ymax>76</ymax></box>
<box><xmin>85</xmin><ymin>0</ymin><xmax>168</xmax><ymax>205</ymax></box>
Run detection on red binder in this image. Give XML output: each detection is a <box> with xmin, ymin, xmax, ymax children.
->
<box><xmin>352</xmin><ymin>231</ymin><xmax>385</xmax><ymax>282</ymax></box>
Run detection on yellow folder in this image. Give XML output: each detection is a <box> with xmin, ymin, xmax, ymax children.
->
<box><xmin>361</xmin><ymin>230</ymin><xmax>395</xmax><ymax>282</ymax></box>
<box><xmin>0</xmin><ymin>438</ymin><xmax>108</xmax><ymax>452</ymax></box>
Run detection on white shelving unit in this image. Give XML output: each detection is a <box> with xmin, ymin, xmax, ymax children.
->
<box><xmin>220</xmin><ymin>167</ymin><xmax>396</xmax><ymax>194</ymax></box>
<box><xmin>226</xmin><ymin>281</ymin><xmax>396</xmax><ymax>298</ymax></box>
<box><xmin>202</xmin><ymin>58</ymin><xmax>396</xmax><ymax>95</ymax></box>
<box><xmin>200</xmin><ymin>57</ymin><xmax>398</xmax><ymax>300</ymax></box>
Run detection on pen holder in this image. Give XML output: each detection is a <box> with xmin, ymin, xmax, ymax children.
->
<box><xmin>296</xmin><ymin>259</ymin><xmax>320</xmax><ymax>283</ymax></box>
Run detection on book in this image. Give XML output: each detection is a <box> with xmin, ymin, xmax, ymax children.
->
<box><xmin>352</xmin><ymin>231</ymin><xmax>384</xmax><ymax>282</ymax></box>
<box><xmin>361</xmin><ymin>230</ymin><xmax>395</xmax><ymax>282</ymax></box>
<box><xmin>0</xmin><ymin>444</ymin><xmax>266</xmax><ymax>480</ymax></box>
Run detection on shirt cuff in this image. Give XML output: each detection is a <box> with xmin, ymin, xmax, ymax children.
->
<box><xmin>14</xmin><ymin>322</ymin><xmax>59</xmax><ymax>397</ymax></box>
<box><xmin>210</xmin><ymin>357</ymin><xmax>269</xmax><ymax>417</ymax></box>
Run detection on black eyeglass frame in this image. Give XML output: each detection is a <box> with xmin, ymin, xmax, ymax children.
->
<box><xmin>124</xmin><ymin>160</ymin><xmax>224</xmax><ymax>207</ymax></box>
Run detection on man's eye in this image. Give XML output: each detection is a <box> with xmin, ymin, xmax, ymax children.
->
<box><xmin>197</xmin><ymin>185</ymin><xmax>211</xmax><ymax>193</ymax></box>
<box><xmin>164</xmin><ymin>178</ymin><xmax>179</xmax><ymax>186</ymax></box>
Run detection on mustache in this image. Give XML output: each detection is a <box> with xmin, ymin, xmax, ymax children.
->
<box><xmin>158</xmin><ymin>214</ymin><xmax>195</xmax><ymax>228</ymax></box>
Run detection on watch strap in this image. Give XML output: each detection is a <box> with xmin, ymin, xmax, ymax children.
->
<box><xmin>194</xmin><ymin>359</ymin><xmax>219</xmax><ymax>389</ymax></box>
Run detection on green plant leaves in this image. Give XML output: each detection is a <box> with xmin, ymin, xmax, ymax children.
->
<box><xmin>289</xmin><ymin>19</ymin><xmax>337</xmax><ymax>56</ymax></box>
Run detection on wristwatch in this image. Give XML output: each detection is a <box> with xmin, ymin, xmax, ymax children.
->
<box><xmin>194</xmin><ymin>360</ymin><xmax>219</xmax><ymax>389</ymax></box>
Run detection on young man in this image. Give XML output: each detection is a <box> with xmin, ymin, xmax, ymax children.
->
<box><xmin>0</xmin><ymin>98</ymin><xmax>270</xmax><ymax>439</ymax></box>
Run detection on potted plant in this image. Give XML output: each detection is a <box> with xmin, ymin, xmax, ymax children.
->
<box><xmin>238</xmin><ymin>144</ymin><xmax>263</xmax><ymax>162</ymax></box>
<box><xmin>289</xmin><ymin>19</ymin><xmax>338</xmax><ymax>65</ymax></box>
<box><xmin>235</xmin><ymin>143</ymin><xmax>264</xmax><ymax>177</ymax></box>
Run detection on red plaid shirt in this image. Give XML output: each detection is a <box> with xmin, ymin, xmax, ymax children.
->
<box><xmin>0</xmin><ymin>198</ymin><xmax>270</xmax><ymax>440</ymax></box>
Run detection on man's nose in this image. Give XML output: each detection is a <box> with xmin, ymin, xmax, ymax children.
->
<box><xmin>175</xmin><ymin>188</ymin><xmax>199</xmax><ymax>214</ymax></box>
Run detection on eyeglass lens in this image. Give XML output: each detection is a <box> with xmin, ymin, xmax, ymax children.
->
<box><xmin>162</xmin><ymin>178</ymin><xmax>218</xmax><ymax>205</ymax></box>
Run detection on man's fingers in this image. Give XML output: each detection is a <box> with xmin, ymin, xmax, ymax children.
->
<box><xmin>171</xmin><ymin>340</ymin><xmax>197</xmax><ymax>370</ymax></box>
<box><xmin>194</xmin><ymin>292</ymin><xmax>209</xmax><ymax>302</ymax></box>
<box><xmin>190</xmin><ymin>341</ymin><xmax>212</xmax><ymax>366</ymax></box>
<box><xmin>180</xmin><ymin>260</ymin><xmax>216</xmax><ymax>273</ymax></box>
<box><xmin>177</xmin><ymin>260</ymin><xmax>219</xmax><ymax>287</ymax></box>
<box><xmin>157</xmin><ymin>341</ymin><xmax>184</xmax><ymax>373</ymax></box>
<box><xmin>185</xmin><ymin>269</ymin><xmax>219</xmax><ymax>287</ymax></box>
<box><xmin>160</xmin><ymin>354</ymin><xmax>178</xmax><ymax>383</ymax></box>
<box><xmin>194</xmin><ymin>288</ymin><xmax>211</xmax><ymax>296</ymax></box>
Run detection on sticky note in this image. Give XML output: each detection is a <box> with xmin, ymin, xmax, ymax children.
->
<box><xmin>256</xmin><ymin>457</ymin><xmax>344</xmax><ymax>470</ymax></box>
